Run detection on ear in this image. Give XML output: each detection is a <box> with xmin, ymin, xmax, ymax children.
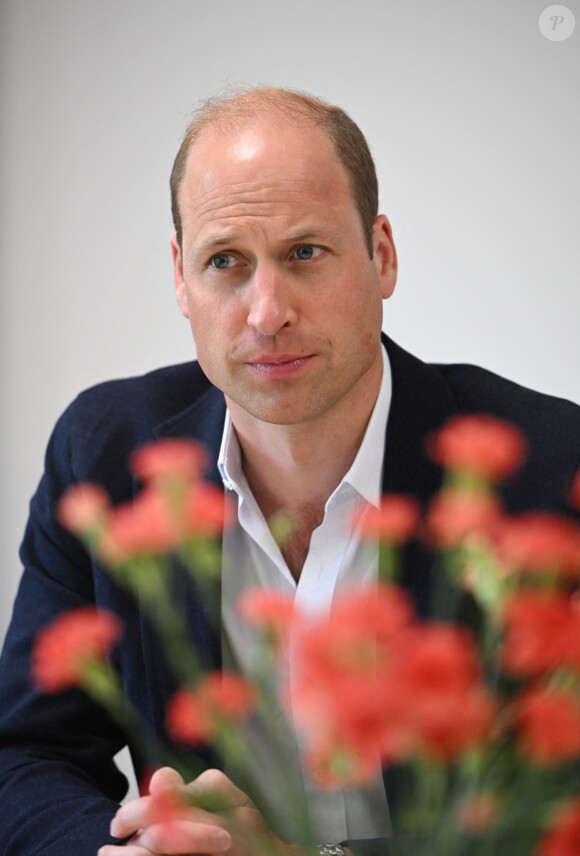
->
<box><xmin>372</xmin><ymin>215</ymin><xmax>398</xmax><ymax>300</ymax></box>
<box><xmin>170</xmin><ymin>233</ymin><xmax>190</xmax><ymax>319</ymax></box>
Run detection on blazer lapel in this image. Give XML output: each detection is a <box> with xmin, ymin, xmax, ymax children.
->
<box><xmin>381</xmin><ymin>336</ymin><xmax>458</xmax><ymax>617</ymax></box>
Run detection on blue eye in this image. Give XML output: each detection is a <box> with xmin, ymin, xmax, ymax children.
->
<box><xmin>211</xmin><ymin>253</ymin><xmax>236</xmax><ymax>269</ymax></box>
<box><xmin>295</xmin><ymin>245</ymin><xmax>316</xmax><ymax>260</ymax></box>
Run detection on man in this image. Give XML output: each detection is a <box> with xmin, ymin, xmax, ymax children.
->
<box><xmin>0</xmin><ymin>88</ymin><xmax>579</xmax><ymax>856</ymax></box>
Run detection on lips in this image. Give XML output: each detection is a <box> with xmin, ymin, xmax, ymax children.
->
<box><xmin>246</xmin><ymin>354</ymin><xmax>314</xmax><ymax>378</ymax></box>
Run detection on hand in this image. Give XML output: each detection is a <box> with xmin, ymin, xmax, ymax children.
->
<box><xmin>98</xmin><ymin>766</ymin><xmax>304</xmax><ymax>856</ymax></box>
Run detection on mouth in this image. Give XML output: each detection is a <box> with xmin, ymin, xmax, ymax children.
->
<box><xmin>246</xmin><ymin>354</ymin><xmax>314</xmax><ymax>378</ymax></box>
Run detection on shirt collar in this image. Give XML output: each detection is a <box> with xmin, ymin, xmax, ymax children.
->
<box><xmin>342</xmin><ymin>343</ymin><xmax>391</xmax><ymax>507</ymax></box>
<box><xmin>218</xmin><ymin>343</ymin><xmax>392</xmax><ymax>508</ymax></box>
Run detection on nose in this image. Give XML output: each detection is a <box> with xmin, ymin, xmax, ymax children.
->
<box><xmin>246</xmin><ymin>265</ymin><xmax>298</xmax><ymax>336</ymax></box>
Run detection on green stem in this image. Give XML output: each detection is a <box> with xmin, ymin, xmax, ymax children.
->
<box><xmin>82</xmin><ymin>660</ymin><xmax>204</xmax><ymax>781</ymax></box>
<box><xmin>114</xmin><ymin>555</ymin><xmax>203</xmax><ymax>688</ymax></box>
<box><xmin>378</xmin><ymin>544</ymin><xmax>398</xmax><ymax>582</ymax></box>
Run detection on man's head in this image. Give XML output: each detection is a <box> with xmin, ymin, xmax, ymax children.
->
<box><xmin>170</xmin><ymin>88</ymin><xmax>379</xmax><ymax>258</ymax></box>
<box><xmin>169</xmin><ymin>87</ymin><xmax>397</xmax><ymax>429</ymax></box>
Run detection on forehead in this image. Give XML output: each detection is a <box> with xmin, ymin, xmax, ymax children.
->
<box><xmin>177</xmin><ymin>119</ymin><xmax>358</xmax><ymax>244</ymax></box>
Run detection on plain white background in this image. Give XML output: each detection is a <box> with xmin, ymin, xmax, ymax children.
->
<box><xmin>1</xmin><ymin>1</ymin><xmax>578</xmax><ymax>791</ymax></box>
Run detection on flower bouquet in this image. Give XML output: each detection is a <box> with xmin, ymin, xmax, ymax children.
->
<box><xmin>33</xmin><ymin>415</ymin><xmax>580</xmax><ymax>855</ymax></box>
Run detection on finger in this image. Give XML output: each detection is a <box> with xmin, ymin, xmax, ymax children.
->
<box><xmin>189</xmin><ymin>769</ymin><xmax>255</xmax><ymax>809</ymax></box>
<box><xmin>109</xmin><ymin>795</ymin><xmax>151</xmax><ymax>838</ymax></box>
<box><xmin>137</xmin><ymin>819</ymin><xmax>232</xmax><ymax>854</ymax></box>
<box><xmin>98</xmin><ymin>845</ymin><xmax>152</xmax><ymax>856</ymax></box>
<box><xmin>148</xmin><ymin>766</ymin><xmax>185</xmax><ymax>795</ymax></box>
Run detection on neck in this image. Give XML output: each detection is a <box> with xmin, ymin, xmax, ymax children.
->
<box><xmin>225</xmin><ymin>355</ymin><xmax>383</xmax><ymax>578</ymax></box>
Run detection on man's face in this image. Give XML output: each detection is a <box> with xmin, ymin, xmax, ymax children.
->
<box><xmin>171</xmin><ymin>118</ymin><xmax>397</xmax><ymax>428</ymax></box>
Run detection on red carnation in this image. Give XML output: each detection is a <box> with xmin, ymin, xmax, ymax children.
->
<box><xmin>290</xmin><ymin>585</ymin><xmax>494</xmax><ymax>782</ymax></box>
<box><xmin>495</xmin><ymin>513</ymin><xmax>580</xmax><ymax>578</ymax></box>
<box><xmin>383</xmin><ymin>624</ymin><xmax>496</xmax><ymax>762</ymax></box>
<box><xmin>166</xmin><ymin>690</ymin><xmax>207</xmax><ymax>745</ymax></box>
<box><xmin>98</xmin><ymin>487</ymin><xmax>185</xmax><ymax>563</ymax></box>
<box><xmin>502</xmin><ymin>590</ymin><xmax>580</xmax><ymax>677</ymax></box>
<box><xmin>427</xmin><ymin>414</ymin><xmax>526</xmax><ymax>482</ymax></box>
<box><xmin>289</xmin><ymin>585</ymin><xmax>415</xmax><ymax>783</ymax></box>
<box><xmin>57</xmin><ymin>483</ymin><xmax>110</xmax><ymax>535</ymax></box>
<box><xmin>426</xmin><ymin>488</ymin><xmax>502</xmax><ymax>549</ymax></box>
<box><xmin>517</xmin><ymin>687</ymin><xmax>580</xmax><ymax>766</ymax></box>
<box><xmin>130</xmin><ymin>439</ymin><xmax>207</xmax><ymax>484</ymax></box>
<box><xmin>167</xmin><ymin>672</ymin><xmax>255</xmax><ymax>745</ymax></box>
<box><xmin>143</xmin><ymin>784</ymin><xmax>194</xmax><ymax>852</ymax></box>
<box><xmin>355</xmin><ymin>495</ymin><xmax>420</xmax><ymax>544</ymax></box>
<box><xmin>33</xmin><ymin>607</ymin><xmax>122</xmax><ymax>693</ymax></box>
<box><xmin>184</xmin><ymin>483</ymin><xmax>232</xmax><ymax>537</ymax></box>
<box><xmin>535</xmin><ymin>798</ymin><xmax>580</xmax><ymax>856</ymax></box>
<box><xmin>292</xmin><ymin>584</ymin><xmax>414</xmax><ymax>686</ymax></box>
<box><xmin>304</xmin><ymin>735</ymin><xmax>383</xmax><ymax>789</ymax></box>
<box><xmin>237</xmin><ymin>588</ymin><xmax>296</xmax><ymax>649</ymax></box>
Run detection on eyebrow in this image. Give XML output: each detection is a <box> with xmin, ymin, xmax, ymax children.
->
<box><xmin>196</xmin><ymin>235</ymin><xmax>238</xmax><ymax>254</ymax></box>
<box><xmin>192</xmin><ymin>227</ymin><xmax>335</xmax><ymax>260</ymax></box>
<box><xmin>280</xmin><ymin>230</ymin><xmax>326</xmax><ymax>243</ymax></box>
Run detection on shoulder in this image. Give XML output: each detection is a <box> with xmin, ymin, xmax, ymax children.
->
<box><xmin>432</xmin><ymin>362</ymin><xmax>580</xmax><ymax>512</ymax></box>
<box><xmin>434</xmin><ymin>361</ymin><xmax>580</xmax><ymax>437</ymax></box>
<box><xmin>385</xmin><ymin>334</ymin><xmax>580</xmax><ymax>440</ymax></box>
<box><xmin>48</xmin><ymin>361</ymin><xmax>220</xmax><ymax>497</ymax></box>
<box><xmin>383</xmin><ymin>336</ymin><xmax>580</xmax><ymax>512</ymax></box>
<box><xmin>72</xmin><ymin>360</ymin><xmax>212</xmax><ymax>428</ymax></box>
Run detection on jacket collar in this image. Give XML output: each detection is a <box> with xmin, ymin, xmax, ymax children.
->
<box><xmin>153</xmin><ymin>383</ymin><xmax>227</xmax><ymax>489</ymax></box>
<box><xmin>381</xmin><ymin>335</ymin><xmax>457</xmax><ymax>616</ymax></box>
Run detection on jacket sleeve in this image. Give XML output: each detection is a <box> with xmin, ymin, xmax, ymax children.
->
<box><xmin>0</xmin><ymin>402</ymin><xmax>131</xmax><ymax>856</ymax></box>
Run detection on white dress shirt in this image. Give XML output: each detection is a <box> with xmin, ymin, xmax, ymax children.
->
<box><xmin>218</xmin><ymin>345</ymin><xmax>392</xmax><ymax>844</ymax></box>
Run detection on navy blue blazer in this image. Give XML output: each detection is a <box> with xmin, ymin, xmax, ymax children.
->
<box><xmin>1</xmin><ymin>335</ymin><xmax>579</xmax><ymax>856</ymax></box>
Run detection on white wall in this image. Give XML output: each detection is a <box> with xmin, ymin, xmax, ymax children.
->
<box><xmin>1</xmin><ymin>0</ymin><xmax>578</xmax><ymax>675</ymax></box>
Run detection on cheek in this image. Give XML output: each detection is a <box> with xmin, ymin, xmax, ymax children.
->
<box><xmin>329</xmin><ymin>282</ymin><xmax>383</xmax><ymax>335</ymax></box>
<box><xmin>187</xmin><ymin>294</ymin><xmax>243</xmax><ymax>355</ymax></box>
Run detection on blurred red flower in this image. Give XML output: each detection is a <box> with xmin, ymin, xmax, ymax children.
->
<box><xmin>289</xmin><ymin>585</ymin><xmax>414</xmax><ymax>782</ymax></box>
<box><xmin>96</xmin><ymin>480</ymin><xmax>231</xmax><ymax>564</ymax></box>
<box><xmin>426</xmin><ymin>488</ymin><xmax>503</xmax><ymax>549</ymax></box>
<box><xmin>143</xmin><ymin>784</ymin><xmax>194</xmax><ymax>852</ymax></box>
<box><xmin>33</xmin><ymin>607</ymin><xmax>122</xmax><ymax>693</ymax></box>
<box><xmin>130</xmin><ymin>439</ymin><xmax>207</xmax><ymax>484</ymax></box>
<box><xmin>535</xmin><ymin>798</ymin><xmax>580</xmax><ymax>856</ymax></box>
<box><xmin>304</xmin><ymin>735</ymin><xmax>383</xmax><ymax>788</ymax></box>
<box><xmin>166</xmin><ymin>690</ymin><xmax>207</xmax><ymax>745</ymax></box>
<box><xmin>98</xmin><ymin>488</ymin><xmax>185</xmax><ymax>563</ymax></box>
<box><xmin>237</xmin><ymin>589</ymin><xmax>296</xmax><ymax>649</ymax></box>
<box><xmin>293</xmin><ymin>584</ymin><xmax>413</xmax><ymax>684</ymax></box>
<box><xmin>167</xmin><ymin>672</ymin><xmax>255</xmax><ymax>745</ymax></box>
<box><xmin>290</xmin><ymin>586</ymin><xmax>493</xmax><ymax>782</ymax></box>
<box><xmin>354</xmin><ymin>495</ymin><xmax>420</xmax><ymax>544</ymax></box>
<box><xmin>517</xmin><ymin>687</ymin><xmax>580</xmax><ymax>766</ymax></box>
<box><xmin>382</xmin><ymin>624</ymin><xmax>496</xmax><ymax>762</ymax></box>
<box><xmin>184</xmin><ymin>483</ymin><xmax>232</xmax><ymax>538</ymax></box>
<box><xmin>57</xmin><ymin>483</ymin><xmax>110</xmax><ymax>535</ymax></box>
<box><xmin>495</xmin><ymin>513</ymin><xmax>580</xmax><ymax>578</ymax></box>
<box><xmin>502</xmin><ymin>591</ymin><xmax>580</xmax><ymax>677</ymax></box>
<box><xmin>427</xmin><ymin>415</ymin><xmax>526</xmax><ymax>482</ymax></box>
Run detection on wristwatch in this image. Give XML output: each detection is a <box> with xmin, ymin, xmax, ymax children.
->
<box><xmin>316</xmin><ymin>846</ymin><xmax>347</xmax><ymax>856</ymax></box>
